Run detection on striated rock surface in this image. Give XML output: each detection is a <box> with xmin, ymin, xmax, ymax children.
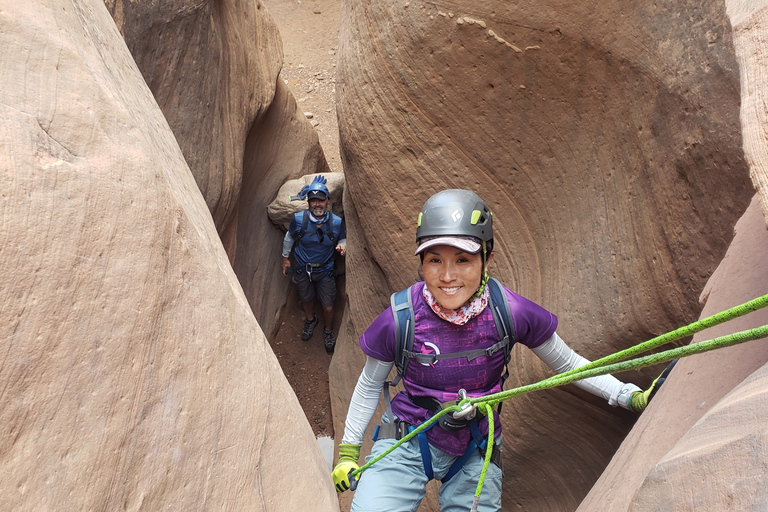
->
<box><xmin>105</xmin><ymin>0</ymin><xmax>330</xmax><ymax>337</ymax></box>
<box><xmin>0</xmin><ymin>1</ymin><xmax>337</xmax><ymax>510</ymax></box>
<box><xmin>730</xmin><ymin>1</ymin><xmax>768</xmax><ymax>226</ymax></box>
<box><xmin>580</xmin><ymin>195</ymin><xmax>768</xmax><ymax>511</ymax></box>
<box><xmin>332</xmin><ymin>0</ymin><xmax>755</xmax><ymax>510</ymax></box>
<box><xmin>581</xmin><ymin>2</ymin><xmax>768</xmax><ymax>509</ymax></box>
<box><xmin>105</xmin><ymin>0</ymin><xmax>282</xmax><ymax>233</ymax></box>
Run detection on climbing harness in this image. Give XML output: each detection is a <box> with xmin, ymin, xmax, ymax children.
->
<box><xmin>290</xmin><ymin>210</ymin><xmax>343</xmax><ymax>280</ymax></box>
<box><xmin>349</xmin><ymin>292</ymin><xmax>768</xmax><ymax>511</ymax></box>
<box><xmin>295</xmin><ymin>210</ymin><xmax>340</xmax><ymax>245</ymax></box>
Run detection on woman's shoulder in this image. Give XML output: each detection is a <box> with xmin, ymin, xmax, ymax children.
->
<box><xmin>360</xmin><ymin>281</ymin><xmax>427</xmax><ymax>359</ymax></box>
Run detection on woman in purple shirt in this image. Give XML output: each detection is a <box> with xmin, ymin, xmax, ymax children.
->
<box><xmin>332</xmin><ymin>189</ymin><xmax>656</xmax><ymax>512</ymax></box>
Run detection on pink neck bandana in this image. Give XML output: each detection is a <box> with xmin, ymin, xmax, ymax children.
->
<box><xmin>423</xmin><ymin>284</ymin><xmax>489</xmax><ymax>325</ymax></box>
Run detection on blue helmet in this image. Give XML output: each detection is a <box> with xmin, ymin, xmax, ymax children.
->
<box><xmin>306</xmin><ymin>180</ymin><xmax>330</xmax><ymax>200</ymax></box>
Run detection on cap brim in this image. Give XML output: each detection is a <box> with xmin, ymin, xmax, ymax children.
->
<box><xmin>415</xmin><ymin>236</ymin><xmax>482</xmax><ymax>256</ymax></box>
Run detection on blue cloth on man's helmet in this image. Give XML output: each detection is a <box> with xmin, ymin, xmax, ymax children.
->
<box><xmin>306</xmin><ymin>175</ymin><xmax>330</xmax><ymax>200</ymax></box>
<box><xmin>290</xmin><ymin>175</ymin><xmax>329</xmax><ymax>201</ymax></box>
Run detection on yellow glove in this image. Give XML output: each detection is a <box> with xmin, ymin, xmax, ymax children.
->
<box><xmin>332</xmin><ymin>443</ymin><xmax>361</xmax><ymax>493</ymax></box>
<box><xmin>630</xmin><ymin>359</ymin><xmax>678</xmax><ymax>412</ymax></box>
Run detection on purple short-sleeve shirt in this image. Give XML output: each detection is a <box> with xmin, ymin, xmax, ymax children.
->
<box><xmin>360</xmin><ymin>281</ymin><xmax>557</xmax><ymax>456</ymax></box>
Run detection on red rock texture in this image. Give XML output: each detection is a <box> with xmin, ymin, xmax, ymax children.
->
<box><xmin>0</xmin><ymin>1</ymin><xmax>337</xmax><ymax>510</ymax></box>
<box><xmin>105</xmin><ymin>0</ymin><xmax>330</xmax><ymax>338</ymax></box>
<box><xmin>580</xmin><ymin>194</ymin><xmax>768</xmax><ymax>511</ymax></box>
<box><xmin>331</xmin><ymin>0</ymin><xmax>755</xmax><ymax>510</ymax></box>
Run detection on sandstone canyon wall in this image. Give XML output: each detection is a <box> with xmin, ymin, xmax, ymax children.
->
<box><xmin>580</xmin><ymin>195</ymin><xmax>768</xmax><ymax>511</ymax></box>
<box><xmin>332</xmin><ymin>0</ymin><xmax>756</xmax><ymax>511</ymax></box>
<box><xmin>105</xmin><ymin>0</ymin><xmax>330</xmax><ymax>339</ymax></box>
<box><xmin>0</xmin><ymin>1</ymin><xmax>337</xmax><ymax>510</ymax></box>
<box><xmin>580</xmin><ymin>1</ymin><xmax>768</xmax><ymax>510</ymax></box>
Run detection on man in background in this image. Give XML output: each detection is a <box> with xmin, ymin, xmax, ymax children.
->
<box><xmin>282</xmin><ymin>176</ymin><xmax>346</xmax><ymax>354</ymax></box>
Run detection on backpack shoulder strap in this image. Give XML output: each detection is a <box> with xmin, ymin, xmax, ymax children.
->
<box><xmin>390</xmin><ymin>285</ymin><xmax>415</xmax><ymax>386</ymax></box>
<box><xmin>487</xmin><ymin>278</ymin><xmax>516</xmax><ymax>384</ymax></box>
<box><xmin>295</xmin><ymin>210</ymin><xmax>310</xmax><ymax>241</ymax></box>
<box><xmin>325</xmin><ymin>214</ymin><xmax>340</xmax><ymax>243</ymax></box>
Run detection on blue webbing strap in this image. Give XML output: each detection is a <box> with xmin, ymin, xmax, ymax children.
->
<box><xmin>417</xmin><ymin>428</ymin><xmax>434</xmax><ymax>481</ymax></box>
<box><xmin>442</xmin><ymin>421</ymin><xmax>487</xmax><ymax>483</ymax></box>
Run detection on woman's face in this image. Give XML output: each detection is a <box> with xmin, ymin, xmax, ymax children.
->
<box><xmin>422</xmin><ymin>245</ymin><xmax>492</xmax><ymax>310</ymax></box>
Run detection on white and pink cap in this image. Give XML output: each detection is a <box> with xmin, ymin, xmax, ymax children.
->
<box><xmin>414</xmin><ymin>236</ymin><xmax>482</xmax><ymax>256</ymax></box>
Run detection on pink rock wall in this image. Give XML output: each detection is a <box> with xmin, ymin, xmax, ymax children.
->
<box><xmin>580</xmin><ymin>195</ymin><xmax>768</xmax><ymax>511</ymax></box>
<box><xmin>581</xmin><ymin>1</ymin><xmax>768</xmax><ymax>509</ymax></box>
<box><xmin>105</xmin><ymin>0</ymin><xmax>330</xmax><ymax>337</ymax></box>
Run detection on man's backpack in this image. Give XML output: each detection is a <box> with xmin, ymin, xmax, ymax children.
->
<box><xmin>294</xmin><ymin>210</ymin><xmax>341</xmax><ymax>244</ymax></box>
<box><xmin>388</xmin><ymin>277</ymin><xmax>516</xmax><ymax>387</ymax></box>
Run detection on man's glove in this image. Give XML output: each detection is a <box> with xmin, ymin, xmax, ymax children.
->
<box><xmin>630</xmin><ymin>359</ymin><xmax>678</xmax><ymax>412</ymax></box>
<box><xmin>332</xmin><ymin>443</ymin><xmax>361</xmax><ymax>493</ymax></box>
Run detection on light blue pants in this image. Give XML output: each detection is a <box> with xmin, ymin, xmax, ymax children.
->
<box><xmin>350</xmin><ymin>436</ymin><xmax>502</xmax><ymax>512</ymax></box>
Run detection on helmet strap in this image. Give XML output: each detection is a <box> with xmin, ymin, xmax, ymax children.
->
<box><xmin>473</xmin><ymin>240</ymin><xmax>490</xmax><ymax>298</ymax></box>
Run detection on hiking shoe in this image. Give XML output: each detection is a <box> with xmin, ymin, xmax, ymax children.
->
<box><xmin>301</xmin><ymin>316</ymin><xmax>319</xmax><ymax>341</ymax></box>
<box><xmin>324</xmin><ymin>329</ymin><xmax>336</xmax><ymax>354</ymax></box>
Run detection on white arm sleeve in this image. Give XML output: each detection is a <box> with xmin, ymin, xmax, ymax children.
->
<box><xmin>341</xmin><ymin>357</ymin><xmax>394</xmax><ymax>445</ymax></box>
<box><xmin>530</xmin><ymin>332</ymin><xmax>641</xmax><ymax>409</ymax></box>
<box><xmin>281</xmin><ymin>231</ymin><xmax>295</xmax><ymax>258</ymax></box>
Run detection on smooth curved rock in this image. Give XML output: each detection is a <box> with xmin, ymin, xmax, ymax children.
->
<box><xmin>0</xmin><ymin>2</ymin><xmax>337</xmax><ymax>510</ymax></box>
<box><xmin>333</xmin><ymin>0</ymin><xmax>754</xmax><ymax>510</ymax></box>
<box><xmin>631</xmin><ymin>362</ymin><xmax>768</xmax><ymax>511</ymax></box>
<box><xmin>105</xmin><ymin>0</ymin><xmax>282</xmax><ymax>233</ymax></box>
<box><xmin>729</xmin><ymin>1</ymin><xmax>768</xmax><ymax>227</ymax></box>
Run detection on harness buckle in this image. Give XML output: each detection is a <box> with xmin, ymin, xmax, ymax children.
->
<box><xmin>452</xmin><ymin>389</ymin><xmax>477</xmax><ymax>421</ymax></box>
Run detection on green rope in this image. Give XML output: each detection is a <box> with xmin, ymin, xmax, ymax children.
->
<box><xmin>471</xmin><ymin>403</ymin><xmax>495</xmax><ymax>512</ymax></box>
<box><xmin>546</xmin><ymin>293</ymin><xmax>768</xmax><ymax>384</ymax></box>
<box><xmin>471</xmin><ymin>323</ymin><xmax>768</xmax><ymax>407</ymax></box>
<box><xmin>348</xmin><ymin>293</ymin><xmax>768</xmax><ymax>504</ymax></box>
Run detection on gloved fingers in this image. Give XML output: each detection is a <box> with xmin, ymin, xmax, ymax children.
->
<box><xmin>332</xmin><ymin>460</ymin><xmax>359</xmax><ymax>493</ymax></box>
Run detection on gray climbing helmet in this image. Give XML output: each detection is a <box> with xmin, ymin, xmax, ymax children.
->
<box><xmin>415</xmin><ymin>189</ymin><xmax>493</xmax><ymax>253</ymax></box>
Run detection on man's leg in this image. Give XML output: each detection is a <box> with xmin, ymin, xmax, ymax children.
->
<box><xmin>315</xmin><ymin>274</ymin><xmax>337</xmax><ymax>353</ymax></box>
<box><xmin>292</xmin><ymin>271</ymin><xmax>319</xmax><ymax>341</ymax></box>
<box><xmin>322</xmin><ymin>305</ymin><xmax>334</xmax><ymax>331</ymax></box>
<box><xmin>303</xmin><ymin>300</ymin><xmax>316</xmax><ymax>321</ymax></box>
